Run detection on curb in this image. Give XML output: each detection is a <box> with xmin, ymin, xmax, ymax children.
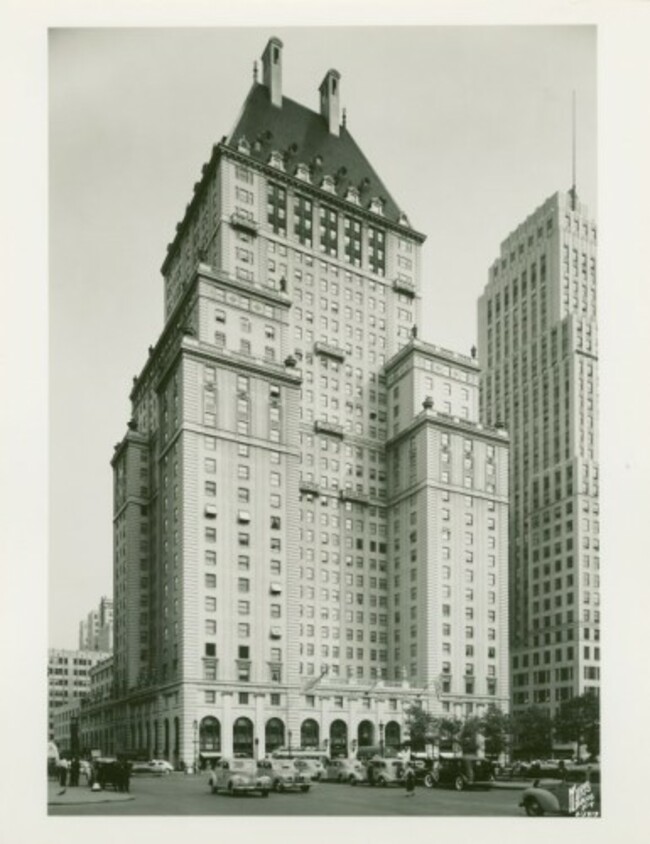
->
<box><xmin>48</xmin><ymin>794</ymin><xmax>135</xmax><ymax>806</ymax></box>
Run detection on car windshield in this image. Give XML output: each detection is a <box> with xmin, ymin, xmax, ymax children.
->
<box><xmin>232</xmin><ymin>760</ymin><xmax>253</xmax><ymax>771</ymax></box>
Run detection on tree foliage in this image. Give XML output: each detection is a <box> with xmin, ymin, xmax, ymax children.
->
<box><xmin>404</xmin><ymin>703</ymin><xmax>512</xmax><ymax>756</ymax></box>
<box><xmin>553</xmin><ymin>692</ymin><xmax>600</xmax><ymax>757</ymax></box>
<box><xmin>482</xmin><ymin>704</ymin><xmax>512</xmax><ymax>756</ymax></box>
<box><xmin>511</xmin><ymin>705</ymin><xmax>553</xmax><ymax>759</ymax></box>
<box><xmin>403</xmin><ymin>703</ymin><xmax>439</xmax><ymax>751</ymax></box>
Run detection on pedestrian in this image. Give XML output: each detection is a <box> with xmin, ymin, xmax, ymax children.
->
<box><xmin>70</xmin><ymin>757</ymin><xmax>80</xmax><ymax>787</ymax></box>
<box><xmin>58</xmin><ymin>759</ymin><xmax>68</xmax><ymax>788</ymax></box>
<box><xmin>404</xmin><ymin>764</ymin><xmax>416</xmax><ymax>797</ymax></box>
<box><xmin>123</xmin><ymin>760</ymin><xmax>131</xmax><ymax>793</ymax></box>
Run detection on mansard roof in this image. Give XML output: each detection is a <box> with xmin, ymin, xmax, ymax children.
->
<box><xmin>227</xmin><ymin>82</ymin><xmax>403</xmax><ymax>224</ymax></box>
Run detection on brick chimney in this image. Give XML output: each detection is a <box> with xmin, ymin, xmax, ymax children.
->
<box><xmin>319</xmin><ymin>69</ymin><xmax>341</xmax><ymax>136</ymax></box>
<box><xmin>261</xmin><ymin>37</ymin><xmax>283</xmax><ymax>108</ymax></box>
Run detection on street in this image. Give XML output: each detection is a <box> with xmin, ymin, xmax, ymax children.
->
<box><xmin>49</xmin><ymin>773</ymin><xmax>523</xmax><ymax>816</ymax></box>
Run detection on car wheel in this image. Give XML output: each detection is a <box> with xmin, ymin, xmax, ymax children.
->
<box><xmin>349</xmin><ymin>775</ymin><xmax>357</xmax><ymax>786</ymax></box>
<box><xmin>227</xmin><ymin>782</ymin><xmax>234</xmax><ymax>796</ymax></box>
<box><xmin>277</xmin><ymin>782</ymin><xmax>285</xmax><ymax>793</ymax></box>
<box><xmin>210</xmin><ymin>784</ymin><xmax>217</xmax><ymax>794</ymax></box>
<box><xmin>338</xmin><ymin>774</ymin><xmax>345</xmax><ymax>784</ymax></box>
<box><xmin>454</xmin><ymin>775</ymin><xmax>465</xmax><ymax>792</ymax></box>
<box><xmin>301</xmin><ymin>785</ymin><xmax>310</xmax><ymax>793</ymax></box>
<box><xmin>261</xmin><ymin>790</ymin><xmax>269</xmax><ymax>798</ymax></box>
<box><xmin>524</xmin><ymin>798</ymin><xmax>545</xmax><ymax>817</ymax></box>
<box><xmin>379</xmin><ymin>777</ymin><xmax>387</xmax><ymax>787</ymax></box>
<box><xmin>423</xmin><ymin>773</ymin><xmax>436</xmax><ymax>789</ymax></box>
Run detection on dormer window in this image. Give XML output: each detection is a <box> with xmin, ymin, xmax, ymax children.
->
<box><xmin>346</xmin><ymin>186</ymin><xmax>360</xmax><ymax>205</ymax></box>
<box><xmin>237</xmin><ymin>137</ymin><xmax>251</xmax><ymax>155</ymax></box>
<box><xmin>296</xmin><ymin>163</ymin><xmax>311</xmax><ymax>182</ymax></box>
<box><xmin>370</xmin><ymin>196</ymin><xmax>384</xmax><ymax>216</ymax></box>
<box><xmin>269</xmin><ymin>150</ymin><xmax>285</xmax><ymax>170</ymax></box>
<box><xmin>321</xmin><ymin>175</ymin><xmax>335</xmax><ymax>194</ymax></box>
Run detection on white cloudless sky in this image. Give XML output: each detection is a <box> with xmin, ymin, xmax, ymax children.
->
<box><xmin>49</xmin><ymin>26</ymin><xmax>596</xmax><ymax>648</ymax></box>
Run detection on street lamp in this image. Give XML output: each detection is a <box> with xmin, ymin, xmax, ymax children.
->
<box><xmin>288</xmin><ymin>730</ymin><xmax>293</xmax><ymax>754</ymax></box>
<box><xmin>379</xmin><ymin>721</ymin><xmax>385</xmax><ymax>758</ymax></box>
<box><xmin>193</xmin><ymin>719</ymin><xmax>198</xmax><ymax>774</ymax></box>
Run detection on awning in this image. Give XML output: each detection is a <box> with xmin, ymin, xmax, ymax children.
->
<box><xmin>199</xmin><ymin>752</ymin><xmax>222</xmax><ymax>759</ymax></box>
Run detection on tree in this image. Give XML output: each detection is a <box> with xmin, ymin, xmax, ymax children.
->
<box><xmin>553</xmin><ymin>692</ymin><xmax>600</xmax><ymax>758</ymax></box>
<box><xmin>512</xmin><ymin>706</ymin><xmax>553</xmax><ymax>760</ymax></box>
<box><xmin>459</xmin><ymin>716</ymin><xmax>484</xmax><ymax>754</ymax></box>
<box><xmin>482</xmin><ymin>704</ymin><xmax>512</xmax><ymax>757</ymax></box>
<box><xmin>438</xmin><ymin>717</ymin><xmax>463</xmax><ymax>753</ymax></box>
<box><xmin>403</xmin><ymin>703</ymin><xmax>439</xmax><ymax>752</ymax></box>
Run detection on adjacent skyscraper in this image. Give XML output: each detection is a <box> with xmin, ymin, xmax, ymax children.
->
<box><xmin>78</xmin><ymin>596</ymin><xmax>114</xmax><ymax>652</ymax></box>
<box><xmin>478</xmin><ymin>190</ymin><xmax>599</xmax><ymax>717</ymax></box>
<box><xmin>109</xmin><ymin>37</ymin><xmax>510</xmax><ymax>766</ymax></box>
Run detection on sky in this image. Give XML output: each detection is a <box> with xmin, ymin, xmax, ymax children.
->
<box><xmin>47</xmin><ymin>26</ymin><xmax>597</xmax><ymax>649</ymax></box>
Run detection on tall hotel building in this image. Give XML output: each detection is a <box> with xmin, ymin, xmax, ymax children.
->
<box><xmin>110</xmin><ymin>38</ymin><xmax>509</xmax><ymax>766</ymax></box>
<box><xmin>478</xmin><ymin>190</ymin><xmax>599</xmax><ymax>717</ymax></box>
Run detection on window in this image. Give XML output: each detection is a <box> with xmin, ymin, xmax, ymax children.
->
<box><xmin>267</xmin><ymin>183</ymin><xmax>287</xmax><ymax>235</ymax></box>
<box><xmin>319</xmin><ymin>206</ymin><xmax>338</xmax><ymax>257</ymax></box>
<box><xmin>368</xmin><ymin>226</ymin><xmax>385</xmax><ymax>276</ymax></box>
<box><xmin>294</xmin><ymin>195</ymin><xmax>313</xmax><ymax>246</ymax></box>
<box><xmin>344</xmin><ymin>216</ymin><xmax>362</xmax><ymax>266</ymax></box>
<box><xmin>238</xmin><ymin>601</ymin><xmax>250</xmax><ymax>615</ymax></box>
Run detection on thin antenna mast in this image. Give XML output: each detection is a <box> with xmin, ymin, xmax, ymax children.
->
<box><xmin>571</xmin><ymin>90</ymin><xmax>577</xmax><ymax>210</ymax></box>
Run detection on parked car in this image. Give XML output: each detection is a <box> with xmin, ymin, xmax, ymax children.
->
<box><xmin>366</xmin><ymin>758</ymin><xmax>406</xmax><ymax>787</ymax></box>
<box><xmin>427</xmin><ymin>756</ymin><xmax>495</xmax><ymax>791</ymax></box>
<box><xmin>292</xmin><ymin>757</ymin><xmax>325</xmax><ymax>782</ymax></box>
<box><xmin>325</xmin><ymin>758</ymin><xmax>368</xmax><ymax>784</ymax></box>
<box><xmin>257</xmin><ymin>758</ymin><xmax>311</xmax><ymax>792</ymax></box>
<box><xmin>131</xmin><ymin>759</ymin><xmax>172</xmax><ymax>775</ymax></box>
<box><xmin>520</xmin><ymin>765</ymin><xmax>600</xmax><ymax>816</ymax></box>
<box><xmin>208</xmin><ymin>758</ymin><xmax>271</xmax><ymax>796</ymax></box>
<box><xmin>407</xmin><ymin>756</ymin><xmax>438</xmax><ymax>788</ymax></box>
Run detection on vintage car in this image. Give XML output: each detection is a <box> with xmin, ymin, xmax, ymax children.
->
<box><xmin>92</xmin><ymin>758</ymin><xmax>123</xmax><ymax>790</ymax></box>
<box><xmin>520</xmin><ymin>765</ymin><xmax>600</xmax><ymax>816</ymax></box>
<box><xmin>292</xmin><ymin>757</ymin><xmax>325</xmax><ymax>782</ymax></box>
<box><xmin>257</xmin><ymin>758</ymin><xmax>311</xmax><ymax>792</ymax></box>
<box><xmin>426</xmin><ymin>756</ymin><xmax>495</xmax><ymax>791</ymax></box>
<box><xmin>325</xmin><ymin>758</ymin><xmax>368</xmax><ymax>784</ymax></box>
<box><xmin>208</xmin><ymin>758</ymin><xmax>271</xmax><ymax>796</ymax></box>
<box><xmin>131</xmin><ymin>759</ymin><xmax>173</xmax><ymax>775</ymax></box>
<box><xmin>366</xmin><ymin>758</ymin><xmax>406</xmax><ymax>787</ymax></box>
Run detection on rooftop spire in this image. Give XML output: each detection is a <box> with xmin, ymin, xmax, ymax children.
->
<box><xmin>570</xmin><ymin>90</ymin><xmax>577</xmax><ymax>210</ymax></box>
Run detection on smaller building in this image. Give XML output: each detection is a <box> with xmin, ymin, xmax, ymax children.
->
<box><xmin>79</xmin><ymin>656</ymin><xmax>116</xmax><ymax>756</ymax></box>
<box><xmin>48</xmin><ymin>648</ymin><xmax>111</xmax><ymax>738</ymax></box>
<box><xmin>51</xmin><ymin>698</ymin><xmax>82</xmax><ymax>756</ymax></box>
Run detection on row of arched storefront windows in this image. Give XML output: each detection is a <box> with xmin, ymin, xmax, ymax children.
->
<box><xmin>201</xmin><ymin>716</ymin><xmax>401</xmax><ymax>757</ymax></box>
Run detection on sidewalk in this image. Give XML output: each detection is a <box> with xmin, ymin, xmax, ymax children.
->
<box><xmin>47</xmin><ymin>780</ymin><xmax>134</xmax><ymax>806</ymax></box>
